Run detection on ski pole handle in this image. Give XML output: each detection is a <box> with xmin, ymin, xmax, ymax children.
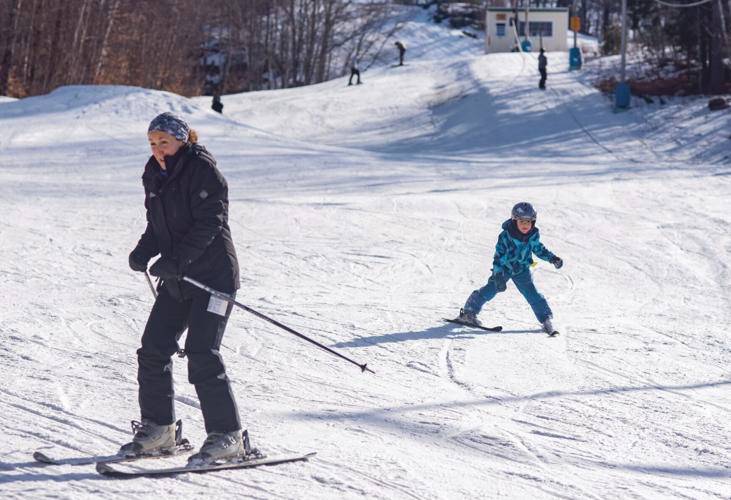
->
<box><xmin>182</xmin><ymin>275</ymin><xmax>374</xmax><ymax>374</ymax></box>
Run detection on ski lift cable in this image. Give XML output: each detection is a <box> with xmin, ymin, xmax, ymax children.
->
<box><xmin>654</xmin><ymin>0</ymin><xmax>715</xmax><ymax>8</ymax></box>
<box><xmin>510</xmin><ymin>8</ymin><xmax>665</xmax><ymax>164</ymax></box>
<box><xmin>510</xmin><ymin>22</ymin><xmax>623</xmax><ymax>160</ymax></box>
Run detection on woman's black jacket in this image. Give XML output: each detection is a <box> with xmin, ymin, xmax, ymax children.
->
<box><xmin>133</xmin><ymin>143</ymin><xmax>240</xmax><ymax>299</ymax></box>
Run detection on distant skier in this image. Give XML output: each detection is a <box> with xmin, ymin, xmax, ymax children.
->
<box><xmin>394</xmin><ymin>41</ymin><xmax>406</xmax><ymax>66</ymax></box>
<box><xmin>455</xmin><ymin>202</ymin><xmax>563</xmax><ymax>335</ymax></box>
<box><xmin>348</xmin><ymin>59</ymin><xmax>362</xmax><ymax>86</ymax></box>
<box><xmin>211</xmin><ymin>93</ymin><xmax>223</xmax><ymax>113</ymax></box>
<box><xmin>125</xmin><ymin>112</ymin><xmax>245</xmax><ymax>465</ymax></box>
<box><xmin>538</xmin><ymin>49</ymin><xmax>548</xmax><ymax>90</ymax></box>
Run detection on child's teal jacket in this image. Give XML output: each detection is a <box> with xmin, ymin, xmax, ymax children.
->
<box><xmin>492</xmin><ymin>219</ymin><xmax>556</xmax><ymax>277</ymax></box>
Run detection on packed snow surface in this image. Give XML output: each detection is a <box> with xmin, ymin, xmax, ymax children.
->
<box><xmin>1</xmin><ymin>8</ymin><xmax>729</xmax><ymax>499</ymax></box>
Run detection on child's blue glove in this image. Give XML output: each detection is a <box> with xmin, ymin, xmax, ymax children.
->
<box><xmin>551</xmin><ymin>256</ymin><xmax>563</xmax><ymax>269</ymax></box>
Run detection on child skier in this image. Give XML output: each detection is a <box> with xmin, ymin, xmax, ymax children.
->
<box><xmin>457</xmin><ymin>202</ymin><xmax>563</xmax><ymax>335</ymax></box>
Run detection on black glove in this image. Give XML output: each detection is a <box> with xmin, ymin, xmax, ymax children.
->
<box><xmin>128</xmin><ymin>248</ymin><xmax>150</xmax><ymax>273</ymax></box>
<box><xmin>149</xmin><ymin>257</ymin><xmax>181</xmax><ymax>281</ymax></box>
<box><xmin>551</xmin><ymin>256</ymin><xmax>563</xmax><ymax>269</ymax></box>
<box><xmin>491</xmin><ymin>271</ymin><xmax>508</xmax><ymax>291</ymax></box>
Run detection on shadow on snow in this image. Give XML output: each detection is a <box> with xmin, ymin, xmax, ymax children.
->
<box><xmin>333</xmin><ymin>322</ymin><xmax>541</xmax><ymax>348</ymax></box>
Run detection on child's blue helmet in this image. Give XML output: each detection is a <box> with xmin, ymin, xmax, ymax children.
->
<box><xmin>511</xmin><ymin>202</ymin><xmax>537</xmax><ymax>221</ymax></box>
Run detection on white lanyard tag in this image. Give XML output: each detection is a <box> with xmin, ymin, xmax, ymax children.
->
<box><xmin>207</xmin><ymin>294</ymin><xmax>229</xmax><ymax>317</ymax></box>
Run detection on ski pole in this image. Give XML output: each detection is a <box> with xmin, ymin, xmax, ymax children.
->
<box><xmin>144</xmin><ymin>271</ymin><xmax>186</xmax><ymax>359</ymax></box>
<box><xmin>182</xmin><ymin>275</ymin><xmax>375</xmax><ymax>374</ymax></box>
<box><xmin>144</xmin><ymin>270</ymin><xmax>158</xmax><ymax>298</ymax></box>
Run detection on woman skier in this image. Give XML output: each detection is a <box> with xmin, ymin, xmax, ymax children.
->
<box><xmin>124</xmin><ymin>112</ymin><xmax>244</xmax><ymax>465</ymax></box>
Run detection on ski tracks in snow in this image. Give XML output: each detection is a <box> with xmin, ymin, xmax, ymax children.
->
<box><xmin>3</xmin><ymin>10</ymin><xmax>731</xmax><ymax>498</ymax></box>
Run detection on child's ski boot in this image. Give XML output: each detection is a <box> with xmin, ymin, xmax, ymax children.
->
<box><xmin>444</xmin><ymin>309</ymin><xmax>502</xmax><ymax>332</ymax></box>
<box><xmin>542</xmin><ymin>318</ymin><xmax>559</xmax><ymax>337</ymax></box>
<box><xmin>457</xmin><ymin>308</ymin><xmax>482</xmax><ymax>327</ymax></box>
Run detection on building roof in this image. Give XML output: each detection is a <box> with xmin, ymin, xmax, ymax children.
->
<box><xmin>486</xmin><ymin>7</ymin><xmax>569</xmax><ymax>12</ymax></box>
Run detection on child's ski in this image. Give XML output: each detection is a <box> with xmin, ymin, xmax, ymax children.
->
<box><xmin>443</xmin><ymin>318</ymin><xmax>502</xmax><ymax>332</ymax></box>
<box><xmin>96</xmin><ymin>452</ymin><xmax>316</xmax><ymax>478</ymax></box>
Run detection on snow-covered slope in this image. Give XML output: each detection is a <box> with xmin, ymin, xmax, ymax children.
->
<box><xmin>1</xmin><ymin>7</ymin><xmax>729</xmax><ymax>499</ymax></box>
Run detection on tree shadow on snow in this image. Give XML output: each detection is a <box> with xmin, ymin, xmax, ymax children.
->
<box><xmin>332</xmin><ymin>323</ymin><xmax>542</xmax><ymax>348</ymax></box>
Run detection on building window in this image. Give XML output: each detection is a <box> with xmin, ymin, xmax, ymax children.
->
<box><xmin>518</xmin><ymin>21</ymin><xmax>553</xmax><ymax>37</ymax></box>
<box><xmin>532</xmin><ymin>22</ymin><xmax>553</xmax><ymax>37</ymax></box>
<box><xmin>496</xmin><ymin>23</ymin><xmax>506</xmax><ymax>37</ymax></box>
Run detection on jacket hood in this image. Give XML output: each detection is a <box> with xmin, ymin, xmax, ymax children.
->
<box><xmin>503</xmin><ymin>218</ymin><xmax>538</xmax><ymax>242</ymax></box>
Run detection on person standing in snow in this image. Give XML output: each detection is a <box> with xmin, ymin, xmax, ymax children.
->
<box><xmin>456</xmin><ymin>202</ymin><xmax>563</xmax><ymax>335</ymax></box>
<box><xmin>211</xmin><ymin>93</ymin><xmax>223</xmax><ymax>113</ymax></box>
<box><xmin>538</xmin><ymin>49</ymin><xmax>548</xmax><ymax>90</ymax></box>
<box><xmin>395</xmin><ymin>41</ymin><xmax>406</xmax><ymax>66</ymax></box>
<box><xmin>348</xmin><ymin>59</ymin><xmax>362</xmax><ymax>86</ymax></box>
<box><xmin>124</xmin><ymin>112</ymin><xmax>244</xmax><ymax>465</ymax></box>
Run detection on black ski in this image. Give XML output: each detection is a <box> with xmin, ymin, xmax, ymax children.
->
<box><xmin>443</xmin><ymin>318</ymin><xmax>502</xmax><ymax>332</ymax></box>
<box><xmin>547</xmin><ymin>330</ymin><xmax>560</xmax><ymax>337</ymax></box>
<box><xmin>96</xmin><ymin>452</ymin><xmax>316</xmax><ymax>478</ymax></box>
<box><xmin>33</xmin><ymin>441</ymin><xmax>194</xmax><ymax>467</ymax></box>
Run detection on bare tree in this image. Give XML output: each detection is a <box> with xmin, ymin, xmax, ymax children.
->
<box><xmin>708</xmin><ymin>0</ymin><xmax>726</xmax><ymax>93</ymax></box>
<box><xmin>0</xmin><ymin>0</ymin><xmax>23</xmax><ymax>95</ymax></box>
<box><xmin>0</xmin><ymin>0</ymin><xmax>399</xmax><ymax>97</ymax></box>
